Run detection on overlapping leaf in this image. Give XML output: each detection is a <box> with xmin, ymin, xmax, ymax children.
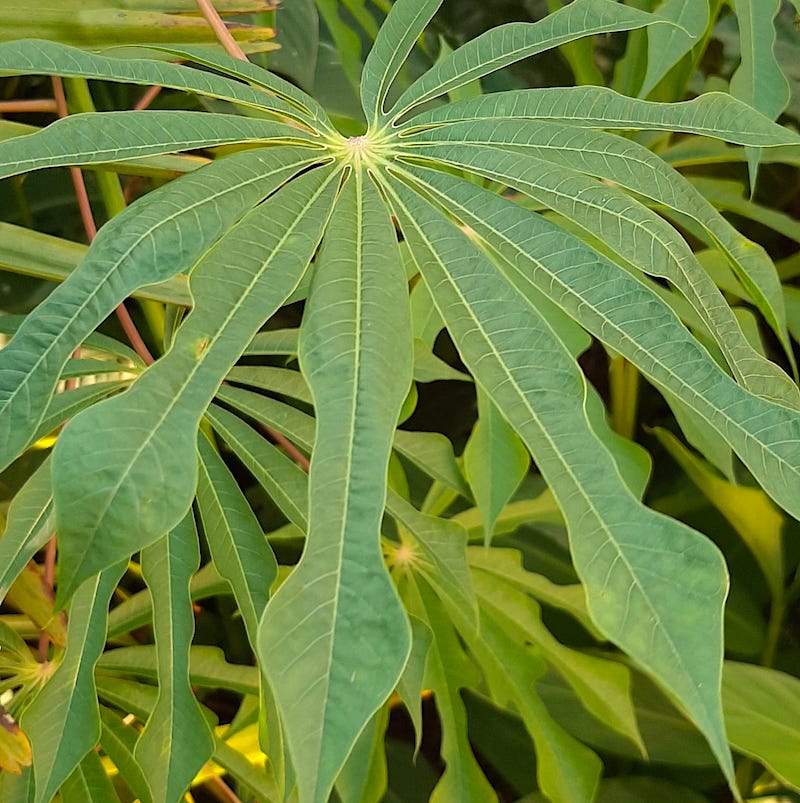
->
<box><xmin>51</xmin><ymin>162</ymin><xmax>338</xmax><ymax>602</ymax></box>
<box><xmin>258</xmin><ymin>167</ymin><xmax>413</xmax><ymax>803</ymax></box>
<box><xmin>134</xmin><ymin>518</ymin><xmax>214</xmax><ymax>803</ymax></box>
<box><xmin>388</xmin><ymin>0</ymin><xmax>671</xmax><ymax>122</ymax></box>
<box><xmin>21</xmin><ymin>564</ymin><xmax>126</xmax><ymax>803</ymax></box>
<box><xmin>383</xmin><ymin>173</ymin><xmax>736</xmax><ymax>789</ymax></box>
<box><xmin>0</xmin><ymin>145</ymin><xmax>321</xmax><ymax>471</ymax></box>
<box><xmin>392</xmin><ymin>163</ymin><xmax>800</xmax><ymax>521</ymax></box>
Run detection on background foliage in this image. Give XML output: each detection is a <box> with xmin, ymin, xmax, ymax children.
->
<box><xmin>0</xmin><ymin>1</ymin><xmax>799</xmax><ymax>802</ymax></box>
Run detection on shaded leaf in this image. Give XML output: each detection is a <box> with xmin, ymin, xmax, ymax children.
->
<box><xmin>52</xmin><ymin>161</ymin><xmax>337</xmax><ymax>603</ymax></box>
<box><xmin>21</xmin><ymin>563</ymin><xmax>126</xmax><ymax>803</ymax></box>
<box><xmin>134</xmin><ymin>518</ymin><xmax>214</xmax><ymax>803</ymax></box>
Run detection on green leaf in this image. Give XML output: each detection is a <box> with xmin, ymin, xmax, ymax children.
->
<box><xmin>51</xmin><ymin>162</ymin><xmax>338</xmax><ymax>603</ymax></box>
<box><xmin>394</xmin><ymin>615</ymin><xmax>432</xmax><ymax>755</ymax></box>
<box><xmin>641</xmin><ymin>0</ymin><xmax>708</xmax><ymax>97</ymax></box>
<box><xmin>385</xmin><ymin>489</ymin><xmax>477</xmax><ymax>622</ymax></box>
<box><xmin>0</xmin><ymin>112</ymin><xmax>315</xmax><ymax>181</ymax></box>
<box><xmin>196</xmin><ymin>432</ymin><xmax>277</xmax><ymax>651</ymax></box>
<box><xmin>98</xmin><ymin>644</ymin><xmax>259</xmax><ymax>696</ymax></box>
<box><xmin>107</xmin><ymin>563</ymin><xmax>228</xmax><ymax>639</ymax></box>
<box><xmin>360</xmin><ymin>0</ymin><xmax>442</xmax><ymax>125</ymax></box>
<box><xmin>227</xmin><ymin>365</ymin><xmax>313</xmax><ymax>405</ymax></box>
<box><xmin>463</xmin><ymin>388</ymin><xmax>530</xmax><ymax>545</ymax></box>
<box><xmin>403</xmin><ymin>86</ymin><xmax>800</xmax><ymax>147</ymax></box>
<box><xmin>729</xmin><ymin>0</ymin><xmax>791</xmax><ymax>186</ymax></box>
<box><xmin>0</xmin><ymin>145</ymin><xmax>321</xmax><ymax>471</ymax></box>
<box><xmin>393</xmin><ymin>429</ymin><xmax>471</xmax><ymax>499</ymax></box>
<box><xmin>384</xmin><ymin>174</ymin><xmax>736</xmax><ymax>790</ymax></box>
<box><xmin>99</xmin><ymin>707</ymin><xmax>153</xmax><ymax>803</ymax></box>
<box><xmin>0</xmin><ymin>457</ymin><xmax>53</xmax><ymax>601</ymax></box>
<box><xmin>21</xmin><ymin>563</ymin><xmax>126</xmax><ymax>803</ymax></box>
<box><xmin>392</xmin><ymin>164</ymin><xmax>800</xmax><ymax>522</ymax></box>
<box><xmin>473</xmin><ymin>571</ymin><xmax>645</xmax><ymax>755</ymax></box>
<box><xmin>258</xmin><ymin>168</ymin><xmax>413</xmax><ymax>803</ymax></box>
<box><xmin>206</xmin><ymin>404</ymin><xmax>309</xmax><ymax>530</ymax></box>
<box><xmin>654</xmin><ymin>427</ymin><xmax>785</xmax><ymax>603</ymax></box>
<box><xmin>335</xmin><ymin>706</ymin><xmax>390</xmax><ymax>803</ymax></box>
<box><xmin>389</xmin><ymin>0</ymin><xmax>671</xmax><ymax>123</ymax></box>
<box><xmin>462</xmin><ymin>600</ymin><xmax>602</xmax><ymax>803</ymax></box>
<box><xmin>402</xmin><ymin>577</ymin><xmax>496</xmax><ymax>803</ymax></box>
<box><xmin>244</xmin><ymin>327</ymin><xmax>300</xmax><ymax>356</ymax></box>
<box><xmin>127</xmin><ymin>43</ymin><xmax>330</xmax><ymax>127</ymax></box>
<box><xmin>134</xmin><ymin>518</ymin><xmax>215</xmax><ymax>803</ymax></box>
<box><xmin>60</xmin><ymin>751</ymin><xmax>121</xmax><ymax>803</ymax></box>
<box><xmin>0</xmin><ymin>39</ymin><xmax>313</xmax><ymax>126</ymax></box>
<box><xmin>723</xmin><ymin>661</ymin><xmax>800</xmax><ymax>789</ymax></box>
<box><xmin>466</xmin><ymin>547</ymin><xmax>598</xmax><ymax>636</ymax></box>
<box><xmin>401</xmin><ymin>128</ymin><xmax>798</xmax><ymax>400</ymax></box>
<box><xmin>0</xmin><ymin>223</ymin><xmax>192</xmax><ymax>309</ymax></box>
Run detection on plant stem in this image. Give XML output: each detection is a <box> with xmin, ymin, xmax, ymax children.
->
<box><xmin>194</xmin><ymin>0</ymin><xmax>248</xmax><ymax>61</ymax></box>
<box><xmin>0</xmin><ymin>99</ymin><xmax>58</xmax><ymax>113</ymax></box>
<box><xmin>609</xmin><ymin>355</ymin><xmax>639</xmax><ymax>440</ymax></box>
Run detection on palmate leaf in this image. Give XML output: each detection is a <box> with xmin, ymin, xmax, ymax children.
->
<box><xmin>134</xmin><ymin>517</ymin><xmax>215</xmax><ymax>803</ymax></box>
<box><xmin>401</xmin><ymin>124</ymin><xmax>799</xmax><ymax>392</ymax></box>
<box><xmin>728</xmin><ymin>0</ymin><xmax>791</xmax><ymax>185</ymax></box>
<box><xmin>383</xmin><ymin>174</ymin><xmax>736</xmax><ymax>788</ymax></box>
<box><xmin>0</xmin><ymin>39</ymin><xmax>316</xmax><ymax>126</ymax></box>
<box><xmin>258</xmin><ymin>166</ymin><xmax>413</xmax><ymax>803</ymax></box>
<box><xmin>20</xmin><ymin>563</ymin><xmax>126</xmax><ymax>803</ymax></box>
<box><xmin>387</xmin><ymin>0</ymin><xmax>672</xmax><ymax>123</ymax></box>
<box><xmin>402</xmin><ymin>86</ymin><xmax>800</xmax><ymax>147</ymax></box>
<box><xmin>0</xmin><ymin>112</ymin><xmax>315</xmax><ymax>180</ymax></box>
<box><xmin>0</xmin><ymin>145</ymin><xmax>321</xmax><ymax>473</ymax></box>
<box><xmin>394</xmin><ymin>163</ymin><xmax>800</xmax><ymax>522</ymax></box>
<box><xmin>52</xmin><ymin>162</ymin><xmax>338</xmax><ymax>603</ymax></box>
<box><xmin>196</xmin><ymin>432</ymin><xmax>277</xmax><ymax>651</ymax></box>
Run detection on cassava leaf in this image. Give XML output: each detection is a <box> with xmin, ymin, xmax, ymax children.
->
<box><xmin>258</xmin><ymin>167</ymin><xmax>413</xmax><ymax>803</ymax></box>
<box><xmin>0</xmin><ymin>39</ymin><xmax>313</xmax><ymax>126</ymax></box>
<box><xmin>463</xmin><ymin>387</ymin><xmax>530</xmax><ymax>546</ymax></box>
<box><xmin>388</xmin><ymin>0</ymin><xmax>672</xmax><ymax>123</ymax></box>
<box><xmin>392</xmin><ymin>163</ymin><xmax>800</xmax><ymax>523</ymax></box>
<box><xmin>0</xmin><ymin>145</ymin><xmax>321</xmax><ymax>472</ymax></box>
<box><xmin>640</xmin><ymin>0</ymin><xmax>708</xmax><ymax>98</ymax></box>
<box><xmin>196</xmin><ymin>431</ymin><xmax>277</xmax><ymax>651</ymax></box>
<box><xmin>402</xmin><ymin>86</ymin><xmax>800</xmax><ymax>147</ymax></box>
<box><xmin>21</xmin><ymin>563</ymin><xmax>126</xmax><ymax>803</ymax></box>
<box><xmin>360</xmin><ymin>0</ymin><xmax>442</xmax><ymax>125</ymax></box>
<box><xmin>0</xmin><ymin>458</ymin><xmax>53</xmax><ymax>601</ymax></box>
<box><xmin>134</xmin><ymin>518</ymin><xmax>215</xmax><ymax>803</ymax></box>
<box><xmin>401</xmin><ymin>124</ymin><xmax>798</xmax><ymax>395</ymax></box>
<box><xmin>0</xmin><ymin>112</ymin><xmax>316</xmax><ymax>180</ymax></box>
<box><xmin>52</xmin><ymin>162</ymin><xmax>338</xmax><ymax>603</ymax></box>
<box><xmin>384</xmin><ymin>174</ymin><xmax>736</xmax><ymax>790</ymax></box>
<box><xmin>729</xmin><ymin>0</ymin><xmax>791</xmax><ymax>186</ymax></box>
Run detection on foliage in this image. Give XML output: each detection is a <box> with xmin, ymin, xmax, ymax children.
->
<box><xmin>0</xmin><ymin>0</ymin><xmax>799</xmax><ymax>801</ymax></box>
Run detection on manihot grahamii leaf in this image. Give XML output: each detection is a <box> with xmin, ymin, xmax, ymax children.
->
<box><xmin>51</xmin><ymin>160</ymin><xmax>339</xmax><ymax>604</ymax></box>
<box><xmin>382</xmin><ymin>173</ymin><xmax>737</xmax><ymax>791</ymax></box>
<box><xmin>258</xmin><ymin>165</ymin><xmax>413</xmax><ymax>803</ymax></box>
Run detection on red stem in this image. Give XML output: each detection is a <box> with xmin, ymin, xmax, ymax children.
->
<box><xmin>194</xmin><ymin>0</ymin><xmax>249</xmax><ymax>61</ymax></box>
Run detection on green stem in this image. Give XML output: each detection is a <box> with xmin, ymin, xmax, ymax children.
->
<box><xmin>609</xmin><ymin>355</ymin><xmax>639</xmax><ymax>440</ymax></box>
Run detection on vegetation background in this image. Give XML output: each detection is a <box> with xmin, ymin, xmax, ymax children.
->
<box><xmin>0</xmin><ymin>1</ymin><xmax>799</xmax><ymax>802</ymax></box>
